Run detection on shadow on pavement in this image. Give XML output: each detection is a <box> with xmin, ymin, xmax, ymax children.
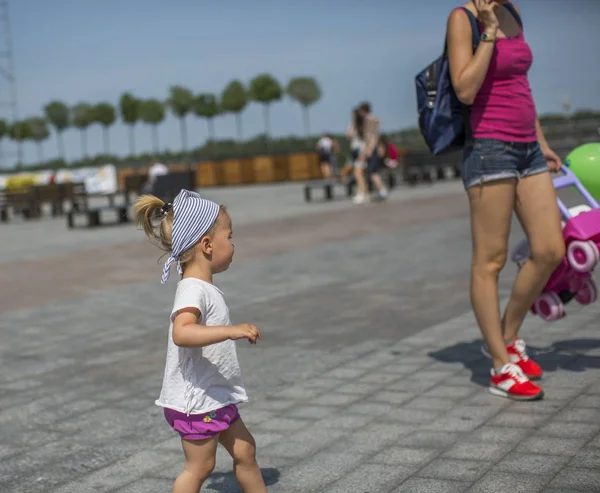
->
<box><xmin>429</xmin><ymin>338</ymin><xmax>600</xmax><ymax>387</ymax></box>
<box><xmin>205</xmin><ymin>467</ymin><xmax>280</xmax><ymax>492</ymax></box>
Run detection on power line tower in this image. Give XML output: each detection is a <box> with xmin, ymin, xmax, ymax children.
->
<box><xmin>0</xmin><ymin>0</ymin><xmax>20</xmax><ymax>169</ymax></box>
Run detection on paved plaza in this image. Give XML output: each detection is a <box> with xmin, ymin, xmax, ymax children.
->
<box><xmin>1</xmin><ymin>181</ymin><xmax>599</xmax><ymax>493</ymax></box>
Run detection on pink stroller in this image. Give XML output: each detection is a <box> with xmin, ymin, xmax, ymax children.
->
<box><xmin>511</xmin><ymin>166</ymin><xmax>600</xmax><ymax>322</ymax></box>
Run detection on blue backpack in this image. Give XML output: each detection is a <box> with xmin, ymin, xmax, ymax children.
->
<box><xmin>415</xmin><ymin>5</ymin><xmax>521</xmax><ymax>155</ymax></box>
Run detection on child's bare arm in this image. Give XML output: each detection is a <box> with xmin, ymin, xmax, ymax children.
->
<box><xmin>172</xmin><ymin>308</ymin><xmax>262</xmax><ymax>348</ymax></box>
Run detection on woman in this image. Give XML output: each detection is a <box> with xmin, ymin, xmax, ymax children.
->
<box><xmin>447</xmin><ymin>0</ymin><xmax>565</xmax><ymax>400</ymax></box>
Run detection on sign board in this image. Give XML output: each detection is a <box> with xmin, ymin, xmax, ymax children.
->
<box><xmin>0</xmin><ymin>165</ymin><xmax>118</xmax><ymax>194</ymax></box>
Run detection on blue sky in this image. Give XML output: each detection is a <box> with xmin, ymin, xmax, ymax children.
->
<box><xmin>3</xmin><ymin>0</ymin><xmax>600</xmax><ymax>167</ymax></box>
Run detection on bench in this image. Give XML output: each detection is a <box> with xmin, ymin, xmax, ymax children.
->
<box><xmin>402</xmin><ymin>151</ymin><xmax>461</xmax><ymax>186</ymax></box>
<box><xmin>67</xmin><ymin>204</ymin><xmax>131</xmax><ymax>229</ymax></box>
<box><xmin>0</xmin><ymin>192</ymin><xmax>7</xmax><ymax>222</ymax></box>
<box><xmin>303</xmin><ymin>179</ymin><xmax>353</xmax><ymax>202</ymax></box>
<box><xmin>304</xmin><ymin>169</ymin><xmax>398</xmax><ymax>203</ymax></box>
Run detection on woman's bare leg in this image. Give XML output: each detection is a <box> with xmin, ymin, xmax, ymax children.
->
<box><xmin>467</xmin><ymin>179</ymin><xmax>517</xmax><ymax>369</ymax></box>
<box><xmin>502</xmin><ymin>172</ymin><xmax>565</xmax><ymax>342</ymax></box>
<box><xmin>354</xmin><ymin>165</ymin><xmax>368</xmax><ymax>196</ymax></box>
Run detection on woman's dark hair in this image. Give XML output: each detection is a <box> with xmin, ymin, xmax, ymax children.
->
<box><xmin>353</xmin><ymin>108</ymin><xmax>364</xmax><ymax>139</ymax></box>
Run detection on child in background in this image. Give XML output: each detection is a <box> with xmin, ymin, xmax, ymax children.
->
<box><xmin>134</xmin><ymin>189</ymin><xmax>267</xmax><ymax>493</ymax></box>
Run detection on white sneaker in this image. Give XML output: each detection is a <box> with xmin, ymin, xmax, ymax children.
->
<box><xmin>353</xmin><ymin>193</ymin><xmax>369</xmax><ymax>205</ymax></box>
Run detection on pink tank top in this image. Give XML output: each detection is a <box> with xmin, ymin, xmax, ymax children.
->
<box><xmin>469</xmin><ymin>13</ymin><xmax>537</xmax><ymax>142</ymax></box>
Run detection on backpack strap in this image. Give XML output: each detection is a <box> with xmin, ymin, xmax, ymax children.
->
<box><xmin>444</xmin><ymin>7</ymin><xmax>481</xmax><ymax>56</ymax></box>
<box><xmin>504</xmin><ymin>2</ymin><xmax>523</xmax><ymax>26</ymax></box>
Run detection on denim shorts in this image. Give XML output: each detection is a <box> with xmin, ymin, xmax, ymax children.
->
<box><xmin>462</xmin><ymin>139</ymin><xmax>548</xmax><ymax>189</ymax></box>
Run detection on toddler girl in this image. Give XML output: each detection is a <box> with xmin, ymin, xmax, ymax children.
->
<box><xmin>134</xmin><ymin>189</ymin><xmax>267</xmax><ymax>493</ymax></box>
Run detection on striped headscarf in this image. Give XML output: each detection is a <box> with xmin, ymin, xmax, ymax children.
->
<box><xmin>161</xmin><ymin>189</ymin><xmax>221</xmax><ymax>284</ymax></box>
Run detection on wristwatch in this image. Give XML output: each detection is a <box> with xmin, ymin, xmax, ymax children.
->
<box><xmin>481</xmin><ymin>32</ymin><xmax>496</xmax><ymax>42</ymax></box>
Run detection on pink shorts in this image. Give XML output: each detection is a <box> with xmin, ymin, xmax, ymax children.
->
<box><xmin>164</xmin><ymin>404</ymin><xmax>240</xmax><ymax>441</ymax></box>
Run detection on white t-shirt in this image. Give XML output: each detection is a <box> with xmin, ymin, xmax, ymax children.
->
<box><xmin>148</xmin><ymin>163</ymin><xmax>169</xmax><ymax>183</ymax></box>
<box><xmin>155</xmin><ymin>278</ymin><xmax>248</xmax><ymax>415</ymax></box>
<box><xmin>317</xmin><ymin>137</ymin><xmax>333</xmax><ymax>153</ymax></box>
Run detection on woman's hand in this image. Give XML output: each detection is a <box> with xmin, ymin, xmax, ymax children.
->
<box><xmin>474</xmin><ymin>0</ymin><xmax>500</xmax><ymax>32</ymax></box>
<box><xmin>542</xmin><ymin>146</ymin><xmax>563</xmax><ymax>172</ymax></box>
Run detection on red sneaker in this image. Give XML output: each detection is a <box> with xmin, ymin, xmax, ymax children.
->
<box><xmin>507</xmin><ymin>339</ymin><xmax>543</xmax><ymax>380</ymax></box>
<box><xmin>489</xmin><ymin>363</ymin><xmax>544</xmax><ymax>401</ymax></box>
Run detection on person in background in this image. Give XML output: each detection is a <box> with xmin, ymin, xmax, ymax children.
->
<box><xmin>143</xmin><ymin>159</ymin><xmax>169</xmax><ymax>194</ymax></box>
<box><xmin>316</xmin><ymin>134</ymin><xmax>335</xmax><ymax>180</ymax></box>
<box><xmin>378</xmin><ymin>136</ymin><xmax>399</xmax><ymax>169</ymax></box>
<box><xmin>353</xmin><ymin>102</ymin><xmax>388</xmax><ymax>204</ymax></box>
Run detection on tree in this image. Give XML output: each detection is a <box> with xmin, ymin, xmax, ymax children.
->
<box><xmin>193</xmin><ymin>93</ymin><xmax>220</xmax><ymax>142</ymax></box>
<box><xmin>71</xmin><ymin>103</ymin><xmax>94</xmax><ymax>159</ymax></box>
<box><xmin>28</xmin><ymin>117</ymin><xmax>50</xmax><ymax>163</ymax></box>
<box><xmin>43</xmin><ymin>101</ymin><xmax>70</xmax><ymax>160</ymax></box>
<box><xmin>139</xmin><ymin>99</ymin><xmax>165</xmax><ymax>153</ymax></box>
<box><xmin>119</xmin><ymin>93</ymin><xmax>140</xmax><ymax>156</ymax></box>
<box><xmin>168</xmin><ymin>85</ymin><xmax>194</xmax><ymax>151</ymax></box>
<box><xmin>8</xmin><ymin>120</ymin><xmax>32</xmax><ymax>169</ymax></box>
<box><xmin>286</xmin><ymin>77</ymin><xmax>322</xmax><ymax>136</ymax></box>
<box><xmin>93</xmin><ymin>102</ymin><xmax>116</xmax><ymax>155</ymax></box>
<box><xmin>249</xmin><ymin>73</ymin><xmax>283</xmax><ymax>138</ymax></box>
<box><xmin>221</xmin><ymin>80</ymin><xmax>248</xmax><ymax>140</ymax></box>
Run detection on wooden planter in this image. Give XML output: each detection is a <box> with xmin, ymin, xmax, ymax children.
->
<box><xmin>288</xmin><ymin>153</ymin><xmax>312</xmax><ymax>181</ymax></box>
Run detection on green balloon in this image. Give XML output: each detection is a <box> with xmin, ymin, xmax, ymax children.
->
<box><xmin>566</xmin><ymin>143</ymin><xmax>600</xmax><ymax>200</ymax></box>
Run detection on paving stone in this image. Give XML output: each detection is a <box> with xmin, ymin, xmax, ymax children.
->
<box><xmin>371</xmin><ymin>447</ymin><xmax>438</xmax><ymax>467</ymax></box>
<box><xmin>313</xmin><ymin>414</ymin><xmax>368</xmax><ymax>431</ymax></box>
<box><xmin>256</xmin><ymin>417</ymin><xmax>310</xmax><ymax>433</ymax></box>
<box><xmin>311</xmin><ymin>393</ymin><xmax>363</xmax><ymax>406</ymax></box>
<box><xmin>466</xmin><ymin>426</ymin><xmax>527</xmax><ymax>444</ymax></box>
<box><xmin>114</xmin><ymin>478</ymin><xmax>174</xmax><ymax>493</ymax></box>
<box><xmin>371</xmin><ymin>390</ymin><xmax>415</xmax><ymax>405</ymax></box>
<box><xmin>569</xmin><ymin>448</ymin><xmax>600</xmax><ymax>469</ymax></box>
<box><xmin>384</xmin><ymin>408</ymin><xmax>441</xmax><ymax>425</ymax></box>
<box><xmin>494</xmin><ymin>453</ymin><xmax>570</xmax><ymax>475</ymax></box>
<box><xmin>404</xmin><ymin>397</ymin><xmax>456</xmax><ymax>411</ymax></box>
<box><xmin>328</xmin><ymin>424</ymin><xmax>415</xmax><ymax>454</ymax></box>
<box><xmin>346</xmin><ymin>401</ymin><xmax>398</xmax><ymax>416</ymax></box>
<box><xmin>357</xmin><ymin>372</ymin><xmax>401</xmax><ymax>385</ymax></box>
<box><xmin>249</xmin><ymin>398</ymin><xmax>297</xmax><ymax>412</ymax></box>
<box><xmin>322</xmin><ymin>367</ymin><xmax>368</xmax><ymax>380</ymax></box>
<box><xmin>272</xmin><ymin>385</ymin><xmax>325</xmax><ymax>401</ymax></box>
<box><xmin>336</xmin><ymin>382</ymin><xmax>380</xmax><ymax>395</ymax></box>
<box><xmin>423</xmin><ymin>385</ymin><xmax>477</xmax><ymax>400</ymax></box>
<box><xmin>571</xmin><ymin>394</ymin><xmax>600</xmax><ymax>408</ymax></box>
<box><xmin>417</xmin><ymin>458</ymin><xmax>491</xmax><ymax>482</ymax></box>
<box><xmin>489</xmin><ymin>412</ymin><xmax>549</xmax><ymax>428</ymax></box>
<box><xmin>276</xmin><ymin>452</ymin><xmax>363</xmax><ymax>491</ymax></box>
<box><xmin>397</xmin><ymin>431</ymin><xmax>462</xmax><ymax>449</ymax></box>
<box><xmin>284</xmin><ymin>404</ymin><xmax>339</xmax><ymax>420</ymax></box>
<box><xmin>324</xmin><ymin>463</ymin><xmax>416</xmax><ymax>493</ymax></box>
<box><xmin>548</xmin><ymin>467</ymin><xmax>600</xmax><ymax>491</ymax></box>
<box><xmin>516</xmin><ymin>437</ymin><xmax>587</xmax><ymax>456</ymax></box>
<box><xmin>442</xmin><ymin>441</ymin><xmax>515</xmax><ymax>461</ymax></box>
<box><xmin>554</xmin><ymin>408</ymin><xmax>600</xmax><ymax>423</ymax></box>
<box><xmin>469</xmin><ymin>471</ymin><xmax>550</xmax><ymax>493</ymax></box>
<box><xmin>508</xmin><ymin>398</ymin><xmax>567</xmax><ymax>415</ymax></box>
<box><xmin>536</xmin><ymin>421</ymin><xmax>600</xmax><ymax>439</ymax></box>
<box><xmin>266</xmin><ymin>427</ymin><xmax>346</xmax><ymax>458</ymax></box>
<box><xmin>301</xmin><ymin>378</ymin><xmax>347</xmax><ymax>390</ymax></box>
<box><xmin>390</xmin><ymin>478</ymin><xmax>469</xmax><ymax>493</ymax></box>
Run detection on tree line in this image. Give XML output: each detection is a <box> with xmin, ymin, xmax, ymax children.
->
<box><xmin>1</xmin><ymin>74</ymin><xmax>322</xmax><ymax>168</ymax></box>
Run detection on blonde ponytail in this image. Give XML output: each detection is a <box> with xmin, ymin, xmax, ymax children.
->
<box><xmin>133</xmin><ymin>194</ymin><xmax>174</xmax><ymax>253</ymax></box>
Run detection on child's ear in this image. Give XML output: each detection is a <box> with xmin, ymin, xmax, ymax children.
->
<box><xmin>199</xmin><ymin>236</ymin><xmax>212</xmax><ymax>254</ymax></box>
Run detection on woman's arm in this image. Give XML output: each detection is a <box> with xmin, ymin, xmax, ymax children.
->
<box><xmin>447</xmin><ymin>4</ymin><xmax>499</xmax><ymax>105</ymax></box>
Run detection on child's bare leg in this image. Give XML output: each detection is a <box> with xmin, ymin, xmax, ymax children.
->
<box><xmin>219</xmin><ymin>419</ymin><xmax>267</xmax><ymax>493</ymax></box>
<box><xmin>173</xmin><ymin>436</ymin><xmax>219</xmax><ymax>493</ymax></box>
